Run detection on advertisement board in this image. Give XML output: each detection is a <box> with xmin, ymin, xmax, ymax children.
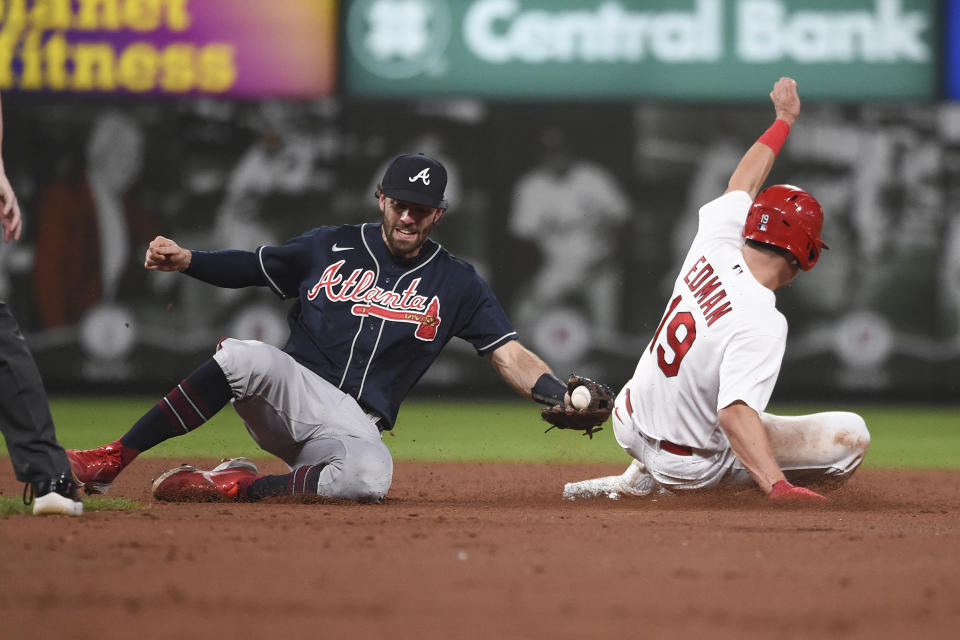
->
<box><xmin>343</xmin><ymin>0</ymin><xmax>939</xmax><ymax>100</ymax></box>
<box><xmin>0</xmin><ymin>0</ymin><xmax>337</xmax><ymax>97</ymax></box>
<box><xmin>948</xmin><ymin>0</ymin><xmax>960</xmax><ymax>99</ymax></box>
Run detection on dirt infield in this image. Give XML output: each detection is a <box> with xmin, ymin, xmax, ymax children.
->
<box><xmin>1</xmin><ymin>460</ymin><xmax>958</xmax><ymax>640</ymax></box>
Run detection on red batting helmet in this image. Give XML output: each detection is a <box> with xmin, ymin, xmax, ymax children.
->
<box><xmin>743</xmin><ymin>184</ymin><xmax>828</xmax><ymax>271</ymax></box>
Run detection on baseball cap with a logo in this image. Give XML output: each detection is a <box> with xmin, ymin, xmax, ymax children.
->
<box><xmin>377</xmin><ymin>153</ymin><xmax>448</xmax><ymax>210</ymax></box>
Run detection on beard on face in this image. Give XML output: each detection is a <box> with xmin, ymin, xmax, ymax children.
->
<box><xmin>382</xmin><ymin>211</ymin><xmax>435</xmax><ymax>258</ymax></box>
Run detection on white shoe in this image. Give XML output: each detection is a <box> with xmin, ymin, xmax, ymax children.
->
<box><xmin>563</xmin><ymin>460</ymin><xmax>655</xmax><ymax>500</ymax></box>
<box><xmin>27</xmin><ymin>473</ymin><xmax>84</xmax><ymax>516</ymax></box>
<box><xmin>33</xmin><ymin>491</ymin><xmax>84</xmax><ymax>516</ymax></box>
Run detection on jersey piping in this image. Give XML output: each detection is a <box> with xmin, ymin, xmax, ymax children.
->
<box><xmin>479</xmin><ymin>332</ymin><xmax>518</xmax><ymax>352</ymax></box>
<box><xmin>256</xmin><ymin>246</ymin><xmax>285</xmax><ymax>298</ymax></box>
<box><xmin>339</xmin><ymin>223</ymin><xmax>382</xmax><ymax>389</ymax></box>
<box><xmin>350</xmin><ymin>223</ymin><xmax>442</xmax><ymax>400</ymax></box>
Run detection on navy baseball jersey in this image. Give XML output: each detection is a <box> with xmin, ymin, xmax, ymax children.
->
<box><xmin>247</xmin><ymin>223</ymin><xmax>516</xmax><ymax>428</ymax></box>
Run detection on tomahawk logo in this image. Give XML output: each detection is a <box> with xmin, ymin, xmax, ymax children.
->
<box><xmin>352</xmin><ymin>296</ymin><xmax>442</xmax><ymax>341</ymax></box>
<box><xmin>408</xmin><ymin>168</ymin><xmax>431</xmax><ymax>185</ymax></box>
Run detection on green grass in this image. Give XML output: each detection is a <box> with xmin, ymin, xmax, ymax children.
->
<box><xmin>0</xmin><ymin>397</ymin><xmax>957</xmax><ymax>469</ymax></box>
<box><xmin>0</xmin><ymin>495</ymin><xmax>144</xmax><ymax>516</ymax></box>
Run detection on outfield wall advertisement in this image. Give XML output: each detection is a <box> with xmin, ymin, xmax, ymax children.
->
<box><xmin>947</xmin><ymin>0</ymin><xmax>960</xmax><ymax>99</ymax></box>
<box><xmin>343</xmin><ymin>0</ymin><xmax>939</xmax><ymax>99</ymax></box>
<box><xmin>0</xmin><ymin>0</ymin><xmax>338</xmax><ymax>96</ymax></box>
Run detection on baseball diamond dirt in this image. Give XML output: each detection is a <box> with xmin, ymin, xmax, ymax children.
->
<box><xmin>1</xmin><ymin>460</ymin><xmax>958</xmax><ymax>639</ymax></box>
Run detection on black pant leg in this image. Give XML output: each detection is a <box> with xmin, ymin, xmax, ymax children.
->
<box><xmin>0</xmin><ymin>302</ymin><xmax>70</xmax><ymax>482</ymax></box>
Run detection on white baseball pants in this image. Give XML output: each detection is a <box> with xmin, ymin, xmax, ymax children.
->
<box><xmin>612</xmin><ymin>393</ymin><xmax>871</xmax><ymax>493</ymax></box>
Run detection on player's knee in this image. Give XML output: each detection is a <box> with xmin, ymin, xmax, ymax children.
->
<box><xmin>214</xmin><ymin>338</ymin><xmax>277</xmax><ymax>377</ymax></box>
<box><xmin>834</xmin><ymin>412</ymin><xmax>870</xmax><ymax>458</ymax></box>
<box><xmin>348</xmin><ymin>457</ymin><xmax>393</xmax><ymax>503</ymax></box>
<box><xmin>313</xmin><ymin>445</ymin><xmax>392</xmax><ymax>503</ymax></box>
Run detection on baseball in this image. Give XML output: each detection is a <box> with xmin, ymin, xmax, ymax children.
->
<box><xmin>570</xmin><ymin>385</ymin><xmax>591</xmax><ymax>410</ymax></box>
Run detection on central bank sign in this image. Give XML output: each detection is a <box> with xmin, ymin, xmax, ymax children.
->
<box><xmin>344</xmin><ymin>0</ymin><xmax>937</xmax><ymax>99</ymax></box>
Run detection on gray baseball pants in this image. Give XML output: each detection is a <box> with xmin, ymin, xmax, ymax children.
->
<box><xmin>213</xmin><ymin>339</ymin><xmax>393</xmax><ymax>502</ymax></box>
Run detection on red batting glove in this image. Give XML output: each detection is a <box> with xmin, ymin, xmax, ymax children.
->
<box><xmin>768</xmin><ymin>480</ymin><xmax>827</xmax><ymax>502</ymax></box>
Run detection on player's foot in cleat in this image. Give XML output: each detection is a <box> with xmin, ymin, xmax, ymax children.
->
<box><xmin>563</xmin><ymin>460</ymin><xmax>656</xmax><ymax>500</ymax></box>
<box><xmin>617</xmin><ymin>459</ymin><xmax>657</xmax><ymax>497</ymax></box>
<box><xmin>152</xmin><ymin>458</ymin><xmax>258</xmax><ymax>502</ymax></box>
<box><xmin>25</xmin><ymin>472</ymin><xmax>83</xmax><ymax>516</ymax></box>
<box><xmin>67</xmin><ymin>443</ymin><xmax>124</xmax><ymax>495</ymax></box>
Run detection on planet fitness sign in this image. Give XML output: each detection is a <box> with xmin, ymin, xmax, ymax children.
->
<box><xmin>343</xmin><ymin>0</ymin><xmax>938</xmax><ymax>99</ymax></box>
<box><xmin>0</xmin><ymin>0</ymin><xmax>337</xmax><ymax>96</ymax></box>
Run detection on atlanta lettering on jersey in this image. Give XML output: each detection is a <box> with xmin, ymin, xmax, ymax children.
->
<box><xmin>308</xmin><ymin>260</ymin><xmax>428</xmax><ymax>309</ymax></box>
<box><xmin>682</xmin><ymin>256</ymin><xmax>733</xmax><ymax>327</ymax></box>
<box><xmin>306</xmin><ymin>260</ymin><xmax>442</xmax><ymax>340</ymax></box>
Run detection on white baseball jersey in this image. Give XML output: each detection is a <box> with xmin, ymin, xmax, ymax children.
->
<box><xmin>623</xmin><ymin>190</ymin><xmax>787</xmax><ymax>451</ymax></box>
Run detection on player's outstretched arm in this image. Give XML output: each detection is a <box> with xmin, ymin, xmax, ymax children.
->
<box><xmin>484</xmin><ymin>340</ymin><xmax>561</xmax><ymax>403</ymax></box>
<box><xmin>485</xmin><ymin>341</ymin><xmax>613</xmax><ymax>438</ymax></box>
<box><xmin>145</xmin><ymin>235</ymin><xmax>192</xmax><ymax>271</ymax></box>
<box><xmin>718</xmin><ymin>400</ymin><xmax>825</xmax><ymax>501</ymax></box>
<box><xmin>724</xmin><ymin>77</ymin><xmax>801</xmax><ymax>199</ymax></box>
<box><xmin>147</xmin><ymin>237</ymin><xmax>270</xmax><ymax>290</ymax></box>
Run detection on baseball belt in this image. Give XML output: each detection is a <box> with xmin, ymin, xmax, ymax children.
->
<box><xmin>625</xmin><ymin>388</ymin><xmax>693</xmax><ymax>456</ymax></box>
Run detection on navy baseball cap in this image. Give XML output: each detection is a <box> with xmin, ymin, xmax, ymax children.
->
<box><xmin>378</xmin><ymin>153</ymin><xmax>448</xmax><ymax>210</ymax></box>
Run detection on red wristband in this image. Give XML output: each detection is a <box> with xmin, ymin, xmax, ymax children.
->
<box><xmin>757</xmin><ymin>119</ymin><xmax>791</xmax><ymax>156</ymax></box>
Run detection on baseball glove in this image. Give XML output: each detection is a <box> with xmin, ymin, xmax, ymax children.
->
<box><xmin>541</xmin><ymin>375</ymin><xmax>614</xmax><ymax>439</ymax></box>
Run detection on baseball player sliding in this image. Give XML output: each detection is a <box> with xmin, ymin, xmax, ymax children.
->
<box><xmin>565</xmin><ymin>77</ymin><xmax>870</xmax><ymax>502</ymax></box>
<box><xmin>67</xmin><ymin>153</ymin><xmax>609</xmax><ymax>503</ymax></box>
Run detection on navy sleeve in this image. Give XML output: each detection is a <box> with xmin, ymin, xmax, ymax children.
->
<box><xmin>257</xmin><ymin>231</ymin><xmax>318</xmax><ymax>298</ymax></box>
<box><xmin>184</xmin><ymin>250</ymin><xmax>265</xmax><ymax>288</ymax></box>
<box><xmin>455</xmin><ymin>272</ymin><xmax>518</xmax><ymax>355</ymax></box>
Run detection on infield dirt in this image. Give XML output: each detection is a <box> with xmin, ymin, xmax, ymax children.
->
<box><xmin>1</xmin><ymin>461</ymin><xmax>957</xmax><ymax>639</ymax></box>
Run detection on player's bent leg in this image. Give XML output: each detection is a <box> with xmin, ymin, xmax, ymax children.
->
<box><xmin>217</xmin><ymin>338</ymin><xmax>391</xmax><ymax>503</ymax></box>
<box><xmin>563</xmin><ymin>390</ymin><xmax>667</xmax><ymax>500</ymax></box>
<box><xmin>70</xmin><ymin>358</ymin><xmax>234</xmax><ymax>495</ymax></box>
<box><xmin>760</xmin><ymin>411</ymin><xmax>871</xmax><ymax>486</ymax></box>
<box><xmin>213</xmin><ymin>339</ymin><xmax>290</xmax><ymax>399</ymax></box>
<box><xmin>563</xmin><ymin>459</ymin><xmax>656</xmax><ymax>500</ymax></box>
<box><xmin>295</xmin><ymin>436</ymin><xmax>393</xmax><ymax>503</ymax></box>
<box><xmin>240</xmin><ymin>436</ymin><xmax>393</xmax><ymax>503</ymax></box>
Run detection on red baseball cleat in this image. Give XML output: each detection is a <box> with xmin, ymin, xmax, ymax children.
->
<box><xmin>152</xmin><ymin>458</ymin><xmax>258</xmax><ymax>502</ymax></box>
<box><xmin>66</xmin><ymin>444</ymin><xmax>124</xmax><ymax>495</ymax></box>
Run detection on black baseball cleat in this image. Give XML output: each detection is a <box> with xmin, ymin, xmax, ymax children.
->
<box><xmin>23</xmin><ymin>471</ymin><xmax>84</xmax><ymax>516</ymax></box>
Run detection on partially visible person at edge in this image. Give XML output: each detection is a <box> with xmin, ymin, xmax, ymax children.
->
<box><xmin>67</xmin><ymin>153</ymin><xmax>597</xmax><ymax>503</ymax></box>
<box><xmin>564</xmin><ymin>77</ymin><xmax>870</xmax><ymax>502</ymax></box>
<box><xmin>0</xmin><ymin>92</ymin><xmax>82</xmax><ymax>516</ymax></box>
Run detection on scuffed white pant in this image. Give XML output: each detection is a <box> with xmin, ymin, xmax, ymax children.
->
<box><xmin>612</xmin><ymin>391</ymin><xmax>870</xmax><ymax>493</ymax></box>
<box><xmin>213</xmin><ymin>339</ymin><xmax>393</xmax><ymax>502</ymax></box>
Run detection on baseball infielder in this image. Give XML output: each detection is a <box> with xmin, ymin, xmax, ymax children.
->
<box><xmin>67</xmin><ymin>153</ymin><xmax>605</xmax><ymax>503</ymax></box>
<box><xmin>565</xmin><ymin>77</ymin><xmax>870</xmax><ymax>502</ymax></box>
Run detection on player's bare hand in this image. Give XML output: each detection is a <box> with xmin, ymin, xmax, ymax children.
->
<box><xmin>770</xmin><ymin>77</ymin><xmax>800</xmax><ymax>126</ymax></box>
<box><xmin>0</xmin><ymin>167</ymin><xmax>22</xmax><ymax>243</ymax></box>
<box><xmin>768</xmin><ymin>480</ymin><xmax>826</xmax><ymax>502</ymax></box>
<box><xmin>145</xmin><ymin>235</ymin><xmax>191</xmax><ymax>271</ymax></box>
